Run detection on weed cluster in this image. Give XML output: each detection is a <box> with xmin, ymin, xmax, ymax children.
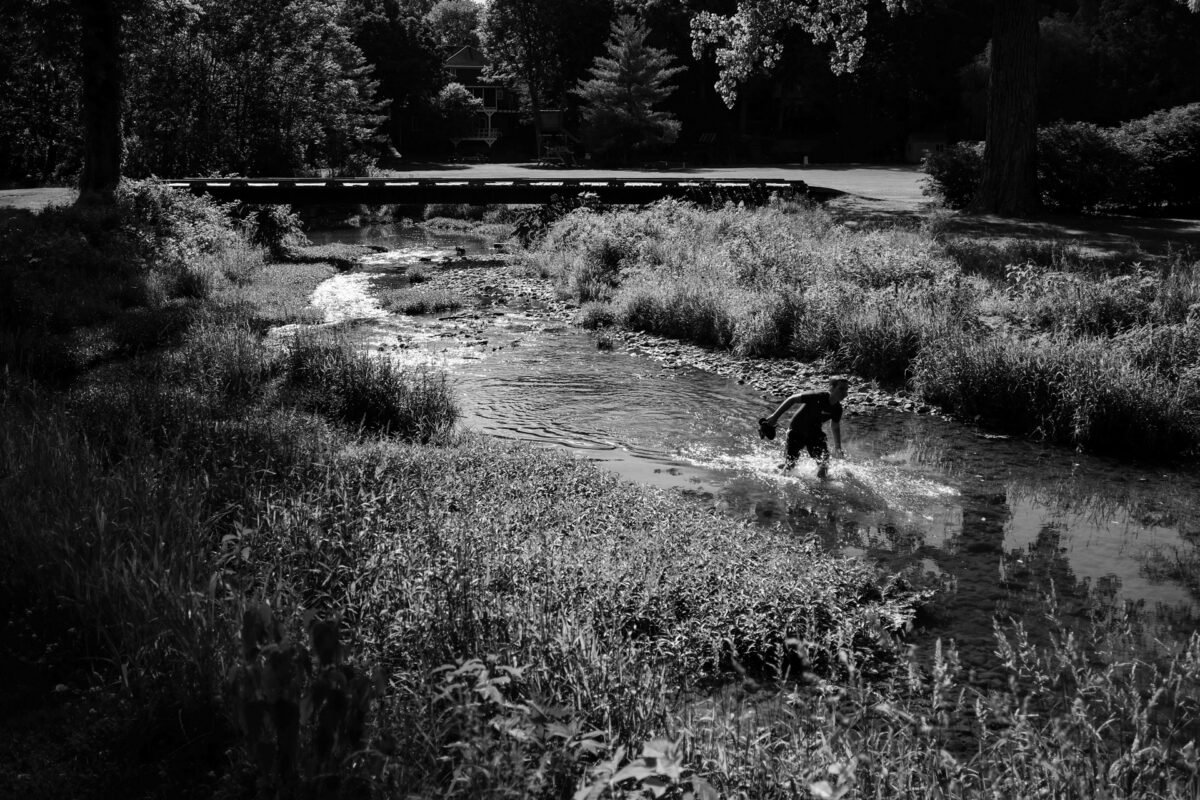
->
<box><xmin>379</xmin><ymin>287</ymin><xmax>464</xmax><ymax>316</ymax></box>
<box><xmin>286</xmin><ymin>331</ymin><xmax>458</xmax><ymax>439</ymax></box>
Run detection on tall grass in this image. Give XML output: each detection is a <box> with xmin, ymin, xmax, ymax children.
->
<box><xmin>533</xmin><ymin>199</ymin><xmax>960</xmax><ymax>371</ymax></box>
<box><xmin>912</xmin><ymin>333</ymin><xmax>1194</xmax><ymax>455</ymax></box>
<box><xmin>532</xmin><ymin>200</ymin><xmax>1200</xmax><ymax>457</ymax></box>
<box><xmin>285</xmin><ymin>332</ymin><xmax>458</xmax><ymax>440</ymax></box>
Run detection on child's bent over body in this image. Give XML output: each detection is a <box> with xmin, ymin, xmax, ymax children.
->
<box><xmin>759</xmin><ymin>377</ymin><xmax>849</xmax><ymax>478</ymax></box>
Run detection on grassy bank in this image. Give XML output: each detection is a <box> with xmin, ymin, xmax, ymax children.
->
<box><xmin>529</xmin><ymin>199</ymin><xmax>1200</xmax><ymax>458</ymax></box>
<box><xmin>4</xmin><ymin>185</ymin><xmax>1200</xmax><ymax>798</ymax></box>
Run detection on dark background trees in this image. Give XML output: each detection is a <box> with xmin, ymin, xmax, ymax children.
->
<box><xmin>1</xmin><ymin>0</ymin><xmax>1197</xmax><ymax>214</ymax></box>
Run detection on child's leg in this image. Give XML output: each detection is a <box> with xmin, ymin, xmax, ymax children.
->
<box><xmin>808</xmin><ymin>438</ymin><xmax>831</xmax><ymax>478</ymax></box>
<box><xmin>782</xmin><ymin>427</ymin><xmax>803</xmax><ymax>470</ymax></box>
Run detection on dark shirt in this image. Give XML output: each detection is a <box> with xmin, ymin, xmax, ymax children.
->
<box><xmin>793</xmin><ymin>391</ymin><xmax>842</xmax><ymax>436</ymax></box>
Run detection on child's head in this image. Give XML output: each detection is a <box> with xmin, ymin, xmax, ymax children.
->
<box><xmin>829</xmin><ymin>376</ymin><xmax>850</xmax><ymax>402</ymax></box>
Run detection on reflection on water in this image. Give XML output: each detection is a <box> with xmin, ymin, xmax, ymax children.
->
<box><xmin>300</xmin><ymin>236</ymin><xmax>1200</xmax><ymax>662</ymax></box>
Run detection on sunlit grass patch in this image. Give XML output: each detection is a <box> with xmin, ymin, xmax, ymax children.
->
<box><xmin>213</xmin><ymin>261</ymin><xmax>336</xmax><ymax>328</ymax></box>
<box><xmin>378</xmin><ymin>286</ymin><xmax>464</xmax><ymax>315</ymax></box>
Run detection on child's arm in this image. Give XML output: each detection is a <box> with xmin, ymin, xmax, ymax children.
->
<box><xmin>831</xmin><ymin>420</ymin><xmax>843</xmax><ymax>454</ymax></box>
<box><xmin>765</xmin><ymin>393</ymin><xmax>805</xmax><ymax>426</ymax></box>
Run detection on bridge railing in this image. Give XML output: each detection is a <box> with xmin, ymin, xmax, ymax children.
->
<box><xmin>165</xmin><ymin>177</ymin><xmax>819</xmax><ymax>206</ymax></box>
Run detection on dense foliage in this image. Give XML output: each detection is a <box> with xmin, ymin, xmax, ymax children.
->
<box><xmin>3</xmin><ymin>0</ymin><xmax>1198</xmax><ymax>183</ymax></box>
<box><xmin>924</xmin><ymin>103</ymin><xmax>1200</xmax><ymax>213</ymax></box>
<box><xmin>123</xmin><ymin>0</ymin><xmax>385</xmax><ymax>177</ymax></box>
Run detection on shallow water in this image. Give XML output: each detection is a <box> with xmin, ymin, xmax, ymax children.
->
<box><xmin>300</xmin><ymin>230</ymin><xmax>1200</xmax><ymax>662</ymax></box>
<box><xmin>306</xmin><ymin>224</ymin><xmax>495</xmax><ymax>254</ymax></box>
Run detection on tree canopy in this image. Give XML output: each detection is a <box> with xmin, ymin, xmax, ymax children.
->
<box><xmin>1</xmin><ymin>0</ymin><xmax>1196</xmax><ymax>199</ymax></box>
<box><xmin>690</xmin><ymin>0</ymin><xmax>914</xmax><ymax>106</ymax></box>
<box><xmin>425</xmin><ymin>0</ymin><xmax>481</xmax><ymax>54</ymax></box>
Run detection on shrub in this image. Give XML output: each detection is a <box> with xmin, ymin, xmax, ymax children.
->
<box><xmin>911</xmin><ymin>333</ymin><xmax>1197</xmax><ymax>455</ymax></box>
<box><xmin>1037</xmin><ymin>121</ymin><xmax>1127</xmax><ymax>213</ymax></box>
<box><xmin>116</xmin><ymin>178</ymin><xmax>241</xmax><ymax>265</ymax></box>
<box><xmin>236</xmin><ymin>203</ymin><xmax>309</xmax><ymax>257</ymax></box>
<box><xmin>1116</xmin><ymin>103</ymin><xmax>1200</xmax><ymax>210</ymax></box>
<box><xmin>924</xmin><ymin>107</ymin><xmax>1200</xmax><ymax>214</ymax></box>
<box><xmin>576</xmin><ymin>301</ymin><xmax>617</xmax><ymax>329</ymax></box>
<box><xmin>422</xmin><ymin>203</ymin><xmax>487</xmax><ymax>221</ymax></box>
<box><xmin>920</xmin><ymin>141</ymin><xmax>984</xmax><ymax>209</ymax></box>
<box><xmin>285</xmin><ymin>333</ymin><xmax>458</xmax><ymax>440</ymax></box>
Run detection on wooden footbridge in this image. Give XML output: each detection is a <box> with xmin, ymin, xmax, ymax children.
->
<box><xmin>166</xmin><ymin>177</ymin><xmax>825</xmax><ymax>206</ymax></box>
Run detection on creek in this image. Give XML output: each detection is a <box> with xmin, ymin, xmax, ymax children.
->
<box><xmin>305</xmin><ymin>226</ymin><xmax>1200</xmax><ymax>669</ymax></box>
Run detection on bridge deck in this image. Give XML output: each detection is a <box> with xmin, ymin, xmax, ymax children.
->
<box><xmin>167</xmin><ymin>177</ymin><xmax>820</xmax><ymax>206</ymax></box>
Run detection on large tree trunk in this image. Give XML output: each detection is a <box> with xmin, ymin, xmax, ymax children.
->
<box><xmin>76</xmin><ymin>0</ymin><xmax>123</xmax><ymax>203</ymax></box>
<box><xmin>974</xmin><ymin>0</ymin><xmax>1039</xmax><ymax>216</ymax></box>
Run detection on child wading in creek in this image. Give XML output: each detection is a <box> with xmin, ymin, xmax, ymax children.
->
<box><xmin>758</xmin><ymin>377</ymin><xmax>849</xmax><ymax>478</ymax></box>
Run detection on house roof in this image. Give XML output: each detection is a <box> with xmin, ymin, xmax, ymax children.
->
<box><xmin>445</xmin><ymin>46</ymin><xmax>488</xmax><ymax>68</ymax></box>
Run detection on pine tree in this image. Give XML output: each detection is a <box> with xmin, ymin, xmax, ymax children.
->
<box><xmin>574</xmin><ymin>15</ymin><xmax>684</xmax><ymax>162</ymax></box>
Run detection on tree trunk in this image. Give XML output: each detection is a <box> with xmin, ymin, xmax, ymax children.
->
<box><xmin>76</xmin><ymin>0</ymin><xmax>123</xmax><ymax>203</ymax></box>
<box><xmin>513</xmin><ymin>0</ymin><xmax>544</xmax><ymax>158</ymax></box>
<box><xmin>528</xmin><ymin>79</ymin><xmax>545</xmax><ymax>159</ymax></box>
<box><xmin>974</xmin><ymin>0</ymin><xmax>1039</xmax><ymax>216</ymax></box>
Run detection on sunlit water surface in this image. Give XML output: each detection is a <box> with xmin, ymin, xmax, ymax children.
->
<box><xmin>298</xmin><ymin>229</ymin><xmax>1200</xmax><ymax>665</ymax></box>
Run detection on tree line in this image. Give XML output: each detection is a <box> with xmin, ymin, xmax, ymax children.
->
<box><xmin>1</xmin><ymin>0</ymin><xmax>1197</xmax><ymax>216</ymax></box>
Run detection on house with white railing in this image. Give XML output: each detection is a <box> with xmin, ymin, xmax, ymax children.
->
<box><xmin>444</xmin><ymin>46</ymin><xmax>520</xmax><ymax>153</ymax></box>
<box><xmin>444</xmin><ymin>46</ymin><xmax>570</xmax><ymax>160</ymax></box>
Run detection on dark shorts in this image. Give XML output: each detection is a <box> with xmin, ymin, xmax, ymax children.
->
<box><xmin>786</xmin><ymin>427</ymin><xmax>829</xmax><ymax>464</ymax></box>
